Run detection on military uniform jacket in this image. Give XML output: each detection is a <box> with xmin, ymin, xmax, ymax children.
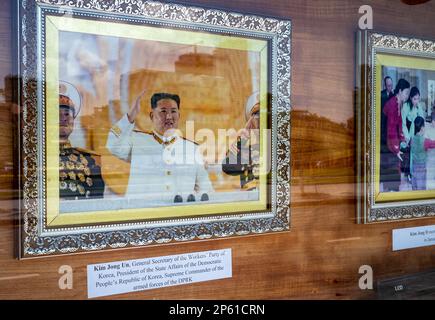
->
<box><xmin>106</xmin><ymin>114</ymin><xmax>214</xmax><ymax>202</ymax></box>
<box><xmin>222</xmin><ymin>137</ymin><xmax>260</xmax><ymax>191</ymax></box>
<box><xmin>59</xmin><ymin>142</ymin><xmax>105</xmax><ymax>200</ymax></box>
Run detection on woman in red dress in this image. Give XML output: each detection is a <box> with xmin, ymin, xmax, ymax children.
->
<box><xmin>381</xmin><ymin>79</ymin><xmax>411</xmax><ymax>191</ymax></box>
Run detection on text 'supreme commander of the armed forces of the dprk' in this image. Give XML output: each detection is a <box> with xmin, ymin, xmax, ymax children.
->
<box><xmin>106</xmin><ymin>90</ymin><xmax>214</xmax><ymax>203</ymax></box>
<box><xmin>58</xmin><ymin>82</ymin><xmax>105</xmax><ymax>200</ymax></box>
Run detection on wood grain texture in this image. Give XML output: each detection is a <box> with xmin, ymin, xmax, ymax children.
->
<box><xmin>0</xmin><ymin>0</ymin><xmax>435</xmax><ymax>299</ymax></box>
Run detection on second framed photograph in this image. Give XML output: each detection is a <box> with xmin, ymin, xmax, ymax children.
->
<box><xmin>357</xmin><ymin>31</ymin><xmax>435</xmax><ymax>223</ymax></box>
<box><xmin>18</xmin><ymin>0</ymin><xmax>292</xmax><ymax>257</ymax></box>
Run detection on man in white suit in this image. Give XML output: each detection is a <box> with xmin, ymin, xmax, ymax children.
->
<box><xmin>106</xmin><ymin>90</ymin><xmax>213</xmax><ymax>203</ymax></box>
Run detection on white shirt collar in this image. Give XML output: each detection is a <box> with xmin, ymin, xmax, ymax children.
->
<box><xmin>153</xmin><ymin>130</ymin><xmax>178</xmax><ymax>143</ymax></box>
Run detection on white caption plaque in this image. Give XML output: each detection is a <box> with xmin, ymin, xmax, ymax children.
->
<box><xmin>392</xmin><ymin>225</ymin><xmax>435</xmax><ymax>251</ymax></box>
<box><xmin>87</xmin><ymin>249</ymin><xmax>232</xmax><ymax>298</ymax></box>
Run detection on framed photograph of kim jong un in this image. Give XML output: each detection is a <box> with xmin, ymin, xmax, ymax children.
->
<box><xmin>17</xmin><ymin>0</ymin><xmax>292</xmax><ymax>257</ymax></box>
<box><xmin>357</xmin><ymin>31</ymin><xmax>435</xmax><ymax>224</ymax></box>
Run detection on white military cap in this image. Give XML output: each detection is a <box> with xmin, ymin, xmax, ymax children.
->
<box><xmin>59</xmin><ymin>80</ymin><xmax>82</xmax><ymax>118</ymax></box>
<box><xmin>245</xmin><ymin>91</ymin><xmax>260</xmax><ymax>120</ymax></box>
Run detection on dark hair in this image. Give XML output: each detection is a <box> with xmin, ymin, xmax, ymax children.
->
<box><xmin>407</xmin><ymin>87</ymin><xmax>420</xmax><ymax>110</ymax></box>
<box><xmin>414</xmin><ymin>116</ymin><xmax>425</xmax><ymax>135</ymax></box>
<box><xmin>384</xmin><ymin>76</ymin><xmax>392</xmax><ymax>87</ymax></box>
<box><xmin>151</xmin><ymin>93</ymin><xmax>180</xmax><ymax>109</ymax></box>
<box><xmin>394</xmin><ymin>79</ymin><xmax>410</xmax><ymax>95</ymax></box>
<box><xmin>432</xmin><ymin>112</ymin><xmax>435</xmax><ymax>122</ymax></box>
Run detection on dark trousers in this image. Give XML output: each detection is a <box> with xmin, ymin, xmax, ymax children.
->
<box><xmin>401</xmin><ymin>119</ymin><xmax>412</xmax><ymax>177</ymax></box>
<box><xmin>401</xmin><ymin>146</ymin><xmax>411</xmax><ymax>177</ymax></box>
<box><xmin>380</xmin><ymin>148</ymin><xmax>401</xmax><ymax>192</ymax></box>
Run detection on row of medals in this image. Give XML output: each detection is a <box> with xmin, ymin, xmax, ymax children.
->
<box><xmin>59</xmin><ymin>152</ymin><xmax>93</xmax><ymax>197</ymax></box>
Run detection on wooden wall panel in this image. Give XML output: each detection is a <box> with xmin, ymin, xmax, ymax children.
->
<box><xmin>0</xmin><ymin>0</ymin><xmax>434</xmax><ymax>299</ymax></box>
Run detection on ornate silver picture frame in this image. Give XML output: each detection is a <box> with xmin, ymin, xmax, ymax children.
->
<box><xmin>357</xmin><ymin>30</ymin><xmax>435</xmax><ymax>224</ymax></box>
<box><xmin>18</xmin><ymin>0</ymin><xmax>292</xmax><ymax>257</ymax></box>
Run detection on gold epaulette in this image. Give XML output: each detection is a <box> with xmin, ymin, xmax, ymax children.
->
<box><xmin>110</xmin><ymin>124</ymin><xmax>122</xmax><ymax>137</ymax></box>
<box><xmin>133</xmin><ymin>129</ymin><xmax>153</xmax><ymax>135</ymax></box>
<box><xmin>181</xmin><ymin>136</ymin><xmax>199</xmax><ymax>145</ymax></box>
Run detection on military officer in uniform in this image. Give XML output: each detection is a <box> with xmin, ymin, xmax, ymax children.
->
<box><xmin>59</xmin><ymin>84</ymin><xmax>105</xmax><ymax>200</ymax></box>
<box><xmin>106</xmin><ymin>90</ymin><xmax>213</xmax><ymax>203</ymax></box>
<box><xmin>222</xmin><ymin>92</ymin><xmax>261</xmax><ymax>191</ymax></box>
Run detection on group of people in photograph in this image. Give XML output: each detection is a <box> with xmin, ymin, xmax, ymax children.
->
<box><xmin>58</xmin><ymin>83</ymin><xmax>261</xmax><ymax>202</ymax></box>
<box><xmin>380</xmin><ymin>76</ymin><xmax>435</xmax><ymax>192</ymax></box>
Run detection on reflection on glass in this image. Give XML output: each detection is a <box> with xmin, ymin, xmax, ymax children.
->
<box><xmin>52</xmin><ymin>25</ymin><xmax>269</xmax><ymax>217</ymax></box>
<box><xmin>380</xmin><ymin>65</ymin><xmax>435</xmax><ymax>194</ymax></box>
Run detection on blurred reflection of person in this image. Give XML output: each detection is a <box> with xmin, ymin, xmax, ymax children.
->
<box><xmin>381</xmin><ymin>79</ymin><xmax>410</xmax><ymax>192</ymax></box>
<box><xmin>58</xmin><ymin>83</ymin><xmax>105</xmax><ymax>200</ymax></box>
<box><xmin>106</xmin><ymin>90</ymin><xmax>213</xmax><ymax>202</ymax></box>
<box><xmin>222</xmin><ymin>92</ymin><xmax>261</xmax><ymax>191</ymax></box>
